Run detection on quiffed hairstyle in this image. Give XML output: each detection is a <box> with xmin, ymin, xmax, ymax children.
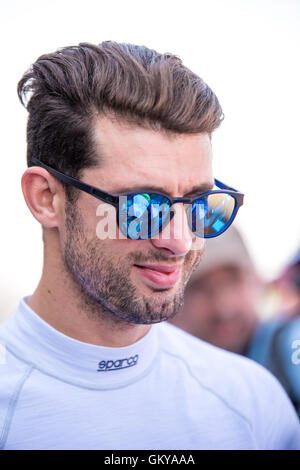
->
<box><xmin>18</xmin><ymin>41</ymin><xmax>224</xmax><ymax>201</ymax></box>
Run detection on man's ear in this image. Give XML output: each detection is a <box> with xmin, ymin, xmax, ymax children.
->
<box><xmin>21</xmin><ymin>167</ymin><xmax>64</xmax><ymax>228</ymax></box>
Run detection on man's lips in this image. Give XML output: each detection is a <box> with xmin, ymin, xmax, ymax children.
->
<box><xmin>135</xmin><ymin>264</ymin><xmax>181</xmax><ymax>273</ymax></box>
<box><xmin>133</xmin><ymin>263</ymin><xmax>182</xmax><ymax>288</ymax></box>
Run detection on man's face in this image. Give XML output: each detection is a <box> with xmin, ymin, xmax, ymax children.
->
<box><xmin>60</xmin><ymin>116</ymin><xmax>214</xmax><ymax>325</ymax></box>
<box><xmin>171</xmin><ymin>265</ymin><xmax>259</xmax><ymax>352</ymax></box>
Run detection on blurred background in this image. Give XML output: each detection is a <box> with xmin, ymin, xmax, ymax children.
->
<box><xmin>0</xmin><ymin>0</ymin><xmax>300</xmax><ymax>322</ymax></box>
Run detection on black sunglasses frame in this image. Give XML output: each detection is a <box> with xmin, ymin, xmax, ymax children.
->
<box><xmin>29</xmin><ymin>157</ymin><xmax>244</xmax><ymax>239</ymax></box>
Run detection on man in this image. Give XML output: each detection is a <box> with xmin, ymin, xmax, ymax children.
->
<box><xmin>0</xmin><ymin>41</ymin><xmax>299</xmax><ymax>450</ymax></box>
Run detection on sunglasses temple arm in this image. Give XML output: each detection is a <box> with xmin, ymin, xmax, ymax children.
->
<box><xmin>29</xmin><ymin>157</ymin><xmax>119</xmax><ymax>205</ymax></box>
<box><xmin>214</xmin><ymin>178</ymin><xmax>239</xmax><ymax>192</ymax></box>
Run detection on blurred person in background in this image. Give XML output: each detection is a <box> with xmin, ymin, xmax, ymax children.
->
<box><xmin>169</xmin><ymin>226</ymin><xmax>300</xmax><ymax>416</ymax></box>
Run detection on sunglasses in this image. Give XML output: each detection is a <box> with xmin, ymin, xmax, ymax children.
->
<box><xmin>29</xmin><ymin>157</ymin><xmax>244</xmax><ymax>240</ymax></box>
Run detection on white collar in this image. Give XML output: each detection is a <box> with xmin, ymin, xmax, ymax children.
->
<box><xmin>1</xmin><ymin>295</ymin><xmax>160</xmax><ymax>390</ymax></box>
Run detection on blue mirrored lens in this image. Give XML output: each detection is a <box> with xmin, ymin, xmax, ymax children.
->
<box><xmin>190</xmin><ymin>193</ymin><xmax>236</xmax><ymax>237</ymax></box>
<box><xmin>118</xmin><ymin>193</ymin><xmax>171</xmax><ymax>239</ymax></box>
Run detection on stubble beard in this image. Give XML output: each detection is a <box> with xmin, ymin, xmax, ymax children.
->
<box><xmin>62</xmin><ymin>200</ymin><xmax>203</xmax><ymax>325</ymax></box>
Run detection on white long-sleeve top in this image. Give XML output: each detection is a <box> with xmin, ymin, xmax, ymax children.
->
<box><xmin>0</xmin><ymin>295</ymin><xmax>299</xmax><ymax>450</ymax></box>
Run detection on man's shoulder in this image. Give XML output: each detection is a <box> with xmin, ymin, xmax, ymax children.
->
<box><xmin>158</xmin><ymin>320</ymin><xmax>273</xmax><ymax>376</ymax></box>
<box><xmin>0</xmin><ymin>330</ymin><xmax>33</xmax><ymax>449</ymax></box>
<box><xmin>157</xmin><ymin>321</ymin><xmax>283</xmax><ymax>393</ymax></box>
<box><xmin>0</xmin><ymin>320</ymin><xmax>33</xmax><ymax>392</ymax></box>
<box><xmin>156</xmin><ymin>321</ymin><xmax>300</xmax><ymax>449</ymax></box>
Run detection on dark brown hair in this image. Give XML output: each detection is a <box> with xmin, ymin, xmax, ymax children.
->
<box><xmin>18</xmin><ymin>41</ymin><xmax>224</xmax><ymax>202</ymax></box>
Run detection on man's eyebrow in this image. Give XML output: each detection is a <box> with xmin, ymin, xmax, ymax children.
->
<box><xmin>114</xmin><ymin>181</ymin><xmax>215</xmax><ymax>197</ymax></box>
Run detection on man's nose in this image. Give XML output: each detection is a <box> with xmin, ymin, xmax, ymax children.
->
<box><xmin>150</xmin><ymin>203</ymin><xmax>203</xmax><ymax>256</ymax></box>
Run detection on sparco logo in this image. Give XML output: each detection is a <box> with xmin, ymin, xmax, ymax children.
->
<box><xmin>97</xmin><ymin>354</ymin><xmax>139</xmax><ymax>372</ymax></box>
